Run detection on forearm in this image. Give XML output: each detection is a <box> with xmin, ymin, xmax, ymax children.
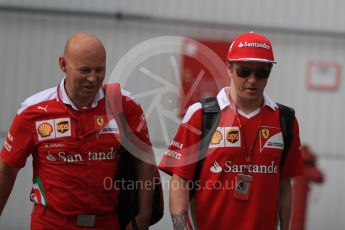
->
<box><xmin>135</xmin><ymin>156</ymin><xmax>156</xmax><ymax>229</ymax></box>
<box><xmin>0</xmin><ymin>159</ymin><xmax>18</xmax><ymax>216</ymax></box>
<box><xmin>170</xmin><ymin>174</ymin><xmax>190</xmax><ymax>230</ymax></box>
<box><xmin>279</xmin><ymin>178</ymin><xmax>292</xmax><ymax>230</ymax></box>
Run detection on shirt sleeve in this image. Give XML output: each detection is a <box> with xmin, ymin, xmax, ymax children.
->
<box><xmin>159</xmin><ymin>103</ymin><xmax>202</xmax><ymax>181</ymax></box>
<box><xmin>0</xmin><ymin>111</ymin><xmax>35</xmax><ymax>169</ymax></box>
<box><xmin>122</xmin><ymin>96</ymin><xmax>152</xmax><ymax>152</ymax></box>
<box><xmin>280</xmin><ymin>118</ymin><xmax>304</xmax><ymax>178</ymax></box>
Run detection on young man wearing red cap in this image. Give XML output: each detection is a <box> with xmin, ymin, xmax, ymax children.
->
<box><xmin>159</xmin><ymin>32</ymin><xmax>303</xmax><ymax>230</ymax></box>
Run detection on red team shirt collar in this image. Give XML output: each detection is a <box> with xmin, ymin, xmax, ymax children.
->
<box><xmin>57</xmin><ymin>78</ymin><xmax>105</xmax><ymax>110</ymax></box>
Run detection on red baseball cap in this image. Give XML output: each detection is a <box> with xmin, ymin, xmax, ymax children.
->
<box><xmin>227</xmin><ymin>32</ymin><xmax>276</xmax><ymax>64</ymax></box>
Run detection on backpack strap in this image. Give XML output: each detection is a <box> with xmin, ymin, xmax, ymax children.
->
<box><xmin>277</xmin><ymin>103</ymin><xmax>295</xmax><ymax>170</ymax></box>
<box><xmin>104</xmin><ymin>83</ymin><xmax>129</xmax><ymax>139</ymax></box>
<box><xmin>199</xmin><ymin>97</ymin><xmax>221</xmax><ymax>161</ymax></box>
<box><xmin>104</xmin><ymin>83</ymin><xmax>164</xmax><ymax>228</ymax></box>
<box><xmin>190</xmin><ymin>97</ymin><xmax>221</xmax><ymax>199</ymax></box>
<box><xmin>104</xmin><ymin>83</ymin><xmax>135</xmax><ymax>227</ymax></box>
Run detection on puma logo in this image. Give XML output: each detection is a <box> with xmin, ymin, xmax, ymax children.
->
<box><xmin>37</xmin><ymin>105</ymin><xmax>48</xmax><ymax>112</ymax></box>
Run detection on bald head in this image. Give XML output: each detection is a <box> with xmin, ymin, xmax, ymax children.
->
<box><xmin>59</xmin><ymin>32</ymin><xmax>107</xmax><ymax>109</ymax></box>
<box><xmin>63</xmin><ymin>32</ymin><xmax>106</xmax><ymax>60</ymax></box>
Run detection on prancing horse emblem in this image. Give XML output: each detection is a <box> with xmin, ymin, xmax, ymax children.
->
<box><xmin>262</xmin><ymin>128</ymin><xmax>269</xmax><ymax>139</ymax></box>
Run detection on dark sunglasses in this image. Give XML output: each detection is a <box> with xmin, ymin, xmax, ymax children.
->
<box><xmin>235</xmin><ymin>66</ymin><xmax>271</xmax><ymax>79</ymax></box>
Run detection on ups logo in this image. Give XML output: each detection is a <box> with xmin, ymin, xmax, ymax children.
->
<box><xmin>56</xmin><ymin>121</ymin><xmax>70</xmax><ymax>133</ymax></box>
<box><xmin>226</xmin><ymin>130</ymin><xmax>239</xmax><ymax>143</ymax></box>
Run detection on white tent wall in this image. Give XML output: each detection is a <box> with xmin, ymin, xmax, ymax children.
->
<box><xmin>0</xmin><ymin>0</ymin><xmax>344</xmax><ymax>33</ymax></box>
<box><xmin>0</xmin><ymin>1</ymin><xmax>344</xmax><ymax>229</ymax></box>
<box><xmin>266</xmin><ymin>33</ymin><xmax>345</xmax><ymax>157</ymax></box>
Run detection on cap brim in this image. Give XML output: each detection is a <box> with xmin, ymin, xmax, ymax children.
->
<box><xmin>227</xmin><ymin>58</ymin><xmax>277</xmax><ymax>64</ymax></box>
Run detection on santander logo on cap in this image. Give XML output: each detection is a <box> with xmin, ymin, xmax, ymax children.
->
<box><xmin>238</xmin><ymin>41</ymin><xmax>271</xmax><ymax>50</ymax></box>
<box><xmin>227</xmin><ymin>32</ymin><xmax>276</xmax><ymax>63</ymax></box>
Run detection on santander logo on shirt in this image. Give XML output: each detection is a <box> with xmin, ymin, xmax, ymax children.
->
<box><xmin>210</xmin><ymin>161</ymin><xmax>223</xmax><ymax>173</ymax></box>
<box><xmin>45</xmin><ymin>147</ymin><xmax>119</xmax><ymax>163</ymax></box>
<box><xmin>209</xmin><ymin>160</ymin><xmax>279</xmax><ymax>174</ymax></box>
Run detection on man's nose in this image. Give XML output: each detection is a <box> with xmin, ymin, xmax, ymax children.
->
<box><xmin>86</xmin><ymin>71</ymin><xmax>99</xmax><ymax>82</ymax></box>
<box><xmin>246</xmin><ymin>72</ymin><xmax>257</xmax><ymax>82</ymax></box>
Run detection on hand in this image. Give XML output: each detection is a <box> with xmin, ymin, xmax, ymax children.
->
<box><xmin>125</xmin><ymin>214</ymin><xmax>150</xmax><ymax>230</ymax></box>
<box><xmin>124</xmin><ymin>221</ymin><xmax>136</xmax><ymax>230</ymax></box>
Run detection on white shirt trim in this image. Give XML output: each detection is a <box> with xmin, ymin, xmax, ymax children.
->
<box><xmin>17</xmin><ymin>87</ymin><xmax>57</xmax><ymax>115</ymax></box>
<box><xmin>182</xmin><ymin>102</ymin><xmax>202</xmax><ymax>124</ymax></box>
<box><xmin>58</xmin><ymin>78</ymin><xmax>104</xmax><ymax>110</ymax></box>
<box><xmin>237</xmin><ymin>107</ymin><xmax>261</xmax><ymax>119</ymax></box>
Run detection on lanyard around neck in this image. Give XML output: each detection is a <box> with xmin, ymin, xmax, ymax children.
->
<box><xmin>229</xmin><ymin>99</ymin><xmax>264</xmax><ymax>165</ymax></box>
<box><xmin>235</xmin><ymin>110</ymin><xmax>263</xmax><ymax>164</ymax></box>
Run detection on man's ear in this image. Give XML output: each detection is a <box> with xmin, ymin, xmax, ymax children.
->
<box><xmin>59</xmin><ymin>56</ymin><xmax>67</xmax><ymax>73</ymax></box>
<box><xmin>227</xmin><ymin>62</ymin><xmax>234</xmax><ymax>77</ymax></box>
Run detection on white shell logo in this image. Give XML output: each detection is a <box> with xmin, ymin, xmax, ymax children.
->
<box><xmin>210</xmin><ymin>161</ymin><xmax>223</xmax><ymax>173</ymax></box>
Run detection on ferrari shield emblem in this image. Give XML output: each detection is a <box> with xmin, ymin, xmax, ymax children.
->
<box><xmin>96</xmin><ymin>117</ymin><xmax>104</xmax><ymax>127</ymax></box>
<box><xmin>261</xmin><ymin>128</ymin><xmax>269</xmax><ymax>139</ymax></box>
